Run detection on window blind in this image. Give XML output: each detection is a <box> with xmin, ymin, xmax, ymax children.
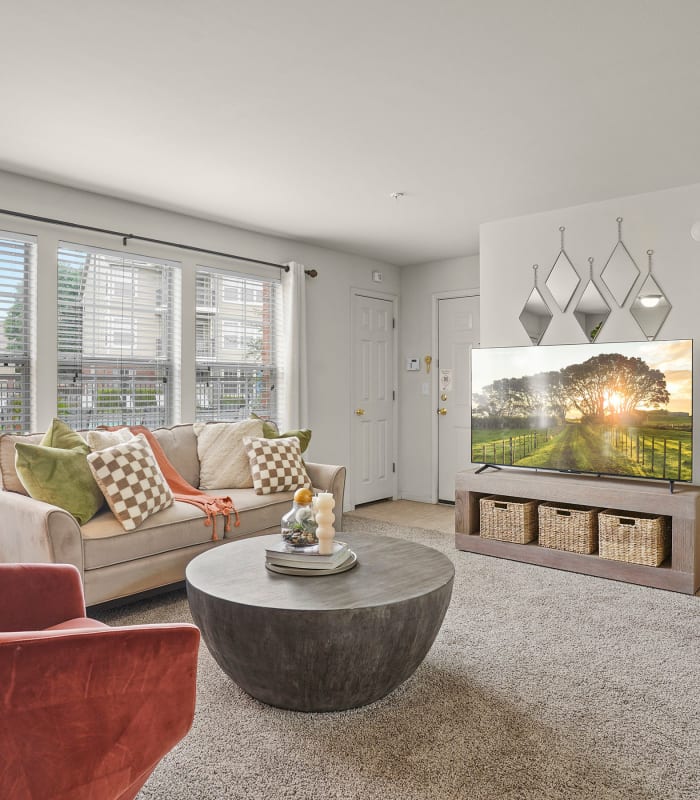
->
<box><xmin>195</xmin><ymin>266</ymin><xmax>282</xmax><ymax>423</ymax></box>
<box><xmin>57</xmin><ymin>242</ymin><xmax>180</xmax><ymax>429</ymax></box>
<box><xmin>0</xmin><ymin>231</ymin><xmax>35</xmax><ymax>432</ymax></box>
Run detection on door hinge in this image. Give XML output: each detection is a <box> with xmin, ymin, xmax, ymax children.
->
<box><xmin>392</xmin><ymin>318</ymin><xmax>395</xmax><ymax>329</ymax></box>
<box><xmin>392</xmin><ymin>389</ymin><xmax>395</xmax><ymax>401</ymax></box>
<box><xmin>392</xmin><ymin>462</ymin><xmax>396</xmax><ymax>473</ymax></box>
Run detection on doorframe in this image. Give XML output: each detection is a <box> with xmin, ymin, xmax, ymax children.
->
<box><xmin>349</xmin><ymin>287</ymin><xmax>399</xmax><ymax>510</ymax></box>
<box><xmin>431</xmin><ymin>289</ymin><xmax>480</xmax><ymax>504</ymax></box>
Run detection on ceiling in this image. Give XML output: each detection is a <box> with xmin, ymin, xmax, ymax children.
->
<box><xmin>2</xmin><ymin>1</ymin><xmax>700</xmax><ymax>266</ymax></box>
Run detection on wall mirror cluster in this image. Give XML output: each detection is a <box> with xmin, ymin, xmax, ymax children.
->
<box><xmin>519</xmin><ymin>217</ymin><xmax>672</xmax><ymax>343</ymax></box>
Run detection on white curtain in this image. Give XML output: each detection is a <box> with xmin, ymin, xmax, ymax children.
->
<box><xmin>280</xmin><ymin>261</ymin><xmax>309</xmax><ymax>431</ymax></box>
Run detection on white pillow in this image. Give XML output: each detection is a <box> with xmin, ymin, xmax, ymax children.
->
<box><xmin>86</xmin><ymin>428</ymin><xmax>134</xmax><ymax>451</ymax></box>
<box><xmin>193</xmin><ymin>419</ymin><xmax>264</xmax><ymax>489</ymax></box>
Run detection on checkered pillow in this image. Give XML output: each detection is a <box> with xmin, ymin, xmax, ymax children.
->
<box><xmin>86</xmin><ymin>434</ymin><xmax>174</xmax><ymax>530</ymax></box>
<box><xmin>245</xmin><ymin>435</ymin><xmax>311</xmax><ymax>495</ymax></box>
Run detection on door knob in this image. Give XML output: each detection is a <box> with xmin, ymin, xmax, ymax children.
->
<box><xmin>437</xmin><ymin>407</ymin><xmax>447</xmax><ymax>416</ymax></box>
<box><xmin>355</xmin><ymin>408</ymin><xmax>365</xmax><ymax>416</ymax></box>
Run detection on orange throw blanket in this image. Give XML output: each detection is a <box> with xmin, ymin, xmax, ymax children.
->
<box><xmin>103</xmin><ymin>425</ymin><xmax>239</xmax><ymax>540</ymax></box>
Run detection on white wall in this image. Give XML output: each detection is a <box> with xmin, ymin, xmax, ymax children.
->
<box><xmin>0</xmin><ymin>170</ymin><xmax>400</xmax><ymax>503</ymax></box>
<box><xmin>398</xmin><ymin>255</ymin><xmax>479</xmax><ymax>501</ymax></box>
<box><xmin>480</xmin><ymin>181</ymin><xmax>700</xmax><ymax>482</ymax></box>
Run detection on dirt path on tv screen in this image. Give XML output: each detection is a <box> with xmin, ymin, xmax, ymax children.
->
<box><xmin>514</xmin><ymin>423</ymin><xmax>645</xmax><ymax>476</ymax></box>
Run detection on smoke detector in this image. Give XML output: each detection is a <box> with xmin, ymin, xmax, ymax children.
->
<box><xmin>389</xmin><ymin>192</ymin><xmax>405</xmax><ymax>200</ymax></box>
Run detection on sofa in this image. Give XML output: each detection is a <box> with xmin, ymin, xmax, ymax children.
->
<box><xmin>0</xmin><ymin>423</ymin><xmax>346</xmax><ymax>606</ymax></box>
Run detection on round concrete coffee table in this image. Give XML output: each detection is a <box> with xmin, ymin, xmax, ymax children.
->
<box><xmin>186</xmin><ymin>531</ymin><xmax>454</xmax><ymax>712</ymax></box>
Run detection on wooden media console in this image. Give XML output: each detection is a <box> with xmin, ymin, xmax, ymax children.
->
<box><xmin>455</xmin><ymin>468</ymin><xmax>700</xmax><ymax>595</ymax></box>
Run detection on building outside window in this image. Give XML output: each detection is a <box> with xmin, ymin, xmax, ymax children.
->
<box><xmin>195</xmin><ymin>266</ymin><xmax>281</xmax><ymax>422</ymax></box>
<box><xmin>0</xmin><ymin>231</ymin><xmax>36</xmax><ymax>432</ymax></box>
<box><xmin>57</xmin><ymin>243</ymin><xmax>180</xmax><ymax>429</ymax></box>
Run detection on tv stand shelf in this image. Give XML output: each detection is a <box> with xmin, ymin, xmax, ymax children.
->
<box><xmin>455</xmin><ymin>469</ymin><xmax>700</xmax><ymax>595</ymax></box>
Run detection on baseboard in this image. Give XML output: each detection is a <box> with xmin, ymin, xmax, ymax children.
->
<box><xmin>398</xmin><ymin>493</ymin><xmax>435</xmax><ymax>504</ymax></box>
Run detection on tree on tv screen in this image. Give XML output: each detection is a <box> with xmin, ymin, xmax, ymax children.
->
<box><xmin>474</xmin><ymin>353</ymin><xmax>670</xmax><ymax>424</ymax></box>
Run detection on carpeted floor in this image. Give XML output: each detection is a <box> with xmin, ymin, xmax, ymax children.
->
<box><xmin>95</xmin><ymin>517</ymin><xmax>700</xmax><ymax>800</ymax></box>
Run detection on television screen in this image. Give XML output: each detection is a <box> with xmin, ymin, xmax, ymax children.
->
<box><xmin>471</xmin><ymin>339</ymin><xmax>693</xmax><ymax>482</ymax></box>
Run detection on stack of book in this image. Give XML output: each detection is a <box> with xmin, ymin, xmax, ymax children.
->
<box><xmin>265</xmin><ymin>540</ymin><xmax>354</xmax><ymax>573</ymax></box>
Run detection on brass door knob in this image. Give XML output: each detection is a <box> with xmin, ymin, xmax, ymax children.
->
<box><xmin>355</xmin><ymin>408</ymin><xmax>365</xmax><ymax>416</ymax></box>
<box><xmin>437</xmin><ymin>407</ymin><xmax>447</xmax><ymax>416</ymax></box>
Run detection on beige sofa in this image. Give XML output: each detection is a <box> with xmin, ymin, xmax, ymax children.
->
<box><xmin>0</xmin><ymin>423</ymin><xmax>345</xmax><ymax>606</ymax></box>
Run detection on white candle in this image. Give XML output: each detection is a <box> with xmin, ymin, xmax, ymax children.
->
<box><xmin>315</xmin><ymin>492</ymin><xmax>336</xmax><ymax>555</ymax></box>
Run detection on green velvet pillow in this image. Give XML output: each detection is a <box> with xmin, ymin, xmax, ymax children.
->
<box><xmin>250</xmin><ymin>413</ymin><xmax>312</xmax><ymax>453</ymax></box>
<box><xmin>41</xmin><ymin>418</ymin><xmax>90</xmax><ymax>453</ymax></box>
<box><xmin>15</xmin><ymin>421</ymin><xmax>104</xmax><ymax>524</ymax></box>
<box><xmin>275</xmin><ymin>427</ymin><xmax>312</xmax><ymax>453</ymax></box>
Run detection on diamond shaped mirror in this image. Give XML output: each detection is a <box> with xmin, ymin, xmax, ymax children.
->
<box><xmin>519</xmin><ymin>265</ymin><xmax>553</xmax><ymax>344</ymax></box>
<box><xmin>545</xmin><ymin>227</ymin><xmax>580</xmax><ymax>312</ymax></box>
<box><xmin>600</xmin><ymin>217</ymin><xmax>640</xmax><ymax>306</ymax></box>
<box><xmin>630</xmin><ymin>250</ymin><xmax>671</xmax><ymax>340</ymax></box>
<box><xmin>574</xmin><ymin>257</ymin><xmax>611</xmax><ymax>342</ymax></box>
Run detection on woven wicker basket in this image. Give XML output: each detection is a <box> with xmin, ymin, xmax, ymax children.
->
<box><xmin>598</xmin><ymin>509</ymin><xmax>669</xmax><ymax>566</ymax></box>
<box><xmin>479</xmin><ymin>495</ymin><xmax>538</xmax><ymax>544</ymax></box>
<box><xmin>538</xmin><ymin>502</ymin><xmax>599</xmax><ymax>554</ymax></box>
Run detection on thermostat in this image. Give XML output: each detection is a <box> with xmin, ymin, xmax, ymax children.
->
<box><xmin>406</xmin><ymin>358</ymin><xmax>420</xmax><ymax>371</ymax></box>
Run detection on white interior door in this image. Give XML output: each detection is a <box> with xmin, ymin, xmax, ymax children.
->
<box><xmin>437</xmin><ymin>296</ymin><xmax>480</xmax><ymax>501</ymax></box>
<box><xmin>351</xmin><ymin>293</ymin><xmax>395</xmax><ymax>506</ymax></box>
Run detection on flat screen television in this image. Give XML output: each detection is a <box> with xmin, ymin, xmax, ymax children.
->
<box><xmin>471</xmin><ymin>339</ymin><xmax>693</xmax><ymax>483</ymax></box>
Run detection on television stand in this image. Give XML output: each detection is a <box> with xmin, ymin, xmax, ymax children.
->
<box><xmin>455</xmin><ymin>468</ymin><xmax>700</xmax><ymax>595</ymax></box>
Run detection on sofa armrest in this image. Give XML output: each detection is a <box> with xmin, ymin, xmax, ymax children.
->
<box><xmin>0</xmin><ymin>563</ymin><xmax>86</xmax><ymax>631</ymax></box>
<box><xmin>0</xmin><ymin>491</ymin><xmax>84</xmax><ymax>572</ymax></box>
<box><xmin>305</xmin><ymin>463</ymin><xmax>346</xmax><ymax>531</ymax></box>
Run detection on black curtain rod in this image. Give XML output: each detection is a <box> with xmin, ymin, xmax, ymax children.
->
<box><xmin>0</xmin><ymin>207</ymin><xmax>318</xmax><ymax>277</ymax></box>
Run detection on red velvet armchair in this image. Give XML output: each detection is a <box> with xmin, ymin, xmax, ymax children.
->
<box><xmin>0</xmin><ymin>563</ymin><xmax>200</xmax><ymax>800</ymax></box>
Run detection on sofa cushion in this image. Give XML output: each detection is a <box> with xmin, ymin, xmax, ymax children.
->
<box><xmin>193</xmin><ymin>419</ymin><xmax>263</xmax><ymax>490</ymax></box>
<box><xmin>245</xmin><ymin>435</ymin><xmax>311</xmax><ymax>495</ymax></box>
<box><xmin>41</xmin><ymin>418</ymin><xmax>90</xmax><ymax>452</ymax></box>
<box><xmin>0</xmin><ymin>431</ymin><xmax>43</xmax><ymax>494</ymax></box>
<box><xmin>14</xmin><ymin>440</ymin><xmax>105</xmax><ymax>525</ymax></box>
<box><xmin>267</xmin><ymin>427</ymin><xmax>312</xmax><ymax>453</ymax></box>
<box><xmin>152</xmin><ymin>424</ymin><xmax>200</xmax><ymax>488</ymax></box>
<box><xmin>85</xmin><ymin>428</ymin><xmax>134</xmax><ymax>450</ymax></box>
<box><xmin>251</xmin><ymin>414</ymin><xmax>312</xmax><ymax>453</ymax></box>
<box><xmin>81</xmin><ymin>489</ymin><xmax>296</xmax><ymax>569</ymax></box>
<box><xmin>87</xmin><ymin>435</ymin><xmax>174</xmax><ymax>531</ymax></box>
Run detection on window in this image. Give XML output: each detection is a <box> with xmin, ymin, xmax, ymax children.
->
<box><xmin>222</xmin><ymin>320</ymin><xmax>244</xmax><ymax>350</ymax></box>
<box><xmin>0</xmin><ymin>231</ymin><xmax>36</xmax><ymax>432</ymax></box>
<box><xmin>195</xmin><ymin>266</ymin><xmax>281</xmax><ymax>422</ymax></box>
<box><xmin>222</xmin><ymin>278</ymin><xmax>263</xmax><ymax>305</ymax></box>
<box><xmin>57</xmin><ymin>243</ymin><xmax>180</xmax><ymax>429</ymax></box>
<box><xmin>196</xmin><ymin>316</ymin><xmax>215</xmax><ymax>360</ymax></box>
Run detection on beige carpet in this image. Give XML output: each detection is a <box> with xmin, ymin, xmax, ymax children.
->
<box><xmin>95</xmin><ymin>517</ymin><xmax>700</xmax><ymax>800</ymax></box>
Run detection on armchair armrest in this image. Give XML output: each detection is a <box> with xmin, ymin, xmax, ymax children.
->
<box><xmin>0</xmin><ymin>623</ymin><xmax>200</xmax><ymax>800</ymax></box>
<box><xmin>0</xmin><ymin>563</ymin><xmax>86</xmax><ymax>631</ymax></box>
<box><xmin>305</xmin><ymin>463</ymin><xmax>346</xmax><ymax>530</ymax></box>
